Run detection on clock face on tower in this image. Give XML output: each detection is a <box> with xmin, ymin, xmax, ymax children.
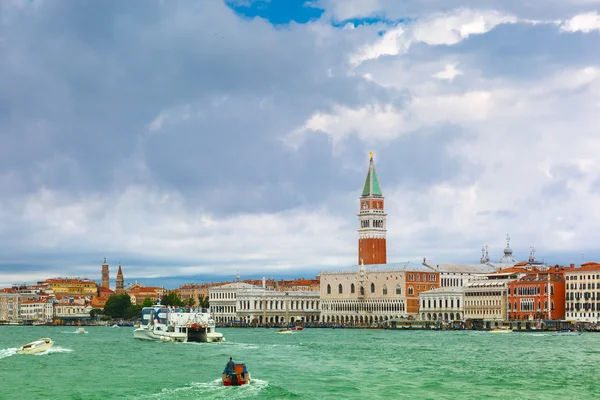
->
<box><xmin>362</xmin><ymin>202</ymin><xmax>368</xmax><ymax>209</ymax></box>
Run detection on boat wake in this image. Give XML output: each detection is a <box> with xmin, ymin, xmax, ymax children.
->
<box><xmin>133</xmin><ymin>378</ymin><xmax>269</xmax><ymax>399</ymax></box>
<box><xmin>35</xmin><ymin>346</ymin><xmax>73</xmax><ymax>356</ymax></box>
<box><xmin>0</xmin><ymin>348</ymin><xmax>18</xmax><ymax>359</ymax></box>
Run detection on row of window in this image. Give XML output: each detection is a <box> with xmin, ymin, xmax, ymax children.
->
<box><xmin>408</xmin><ymin>274</ymin><xmax>437</xmax><ymax>282</ymax></box>
<box><xmin>566</xmin><ymin>275</ymin><xmax>600</xmax><ymax>280</ymax></box>
<box><xmin>237</xmin><ymin>300</ymin><xmax>319</xmax><ymax>311</ymax></box>
<box><xmin>211</xmin><ymin>292</ymin><xmax>236</xmax><ymax>299</ymax></box>
<box><xmin>465</xmin><ymin>291</ymin><xmax>503</xmax><ymax>297</ymax></box>
<box><xmin>568</xmin><ymin>283</ymin><xmax>598</xmax><ymax>290</ymax></box>
<box><xmin>326</xmin><ymin>283</ymin><xmax>435</xmax><ymax>296</ymax></box>
<box><xmin>509</xmin><ymin>286</ymin><xmax>554</xmax><ymax>296</ymax></box>
<box><xmin>566</xmin><ymin>292</ymin><xmax>599</xmax><ymax>300</ymax></box>
<box><xmin>322</xmin><ymin>302</ymin><xmax>405</xmax><ymax>312</ymax></box>
<box><xmin>421</xmin><ymin>298</ymin><xmax>461</xmax><ymax>309</ymax></box>
<box><xmin>359</xmin><ymin>220</ymin><xmax>385</xmax><ymax>228</ymax></box>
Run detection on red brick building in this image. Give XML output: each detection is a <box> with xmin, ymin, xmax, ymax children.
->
<box><xmin>357</xmin><ymin>153</ymin><xmax>387</xmax><ymax>265</ymax></box>
<box><xmin>507</xmin><ymin>266</ymin><xmax>568</xmax><ymax>320</ymax></box>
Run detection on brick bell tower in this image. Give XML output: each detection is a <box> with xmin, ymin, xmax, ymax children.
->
<box><xmin>358</xmin><ymin>152</ymin><xmax>387</xmax><ymax>265</ymax></box>
<box><xmin>101</xmin><ymin>258</ymin><xmax>109</xmax><ymax>289</ymax></box>
<box><xmin>116</xmin><ymin>264</ymin><xmax>124</xmax><ymax>295</ymax></box>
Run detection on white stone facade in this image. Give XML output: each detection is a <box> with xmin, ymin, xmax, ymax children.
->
<box><xmin>236</xmin><ymin>287</ymin><xmax>320</xmax><ymax>324</ymax></box>
<box><xmin>19</xmin><ymin>299</ymin><xmax>54</xmax><ymax>322</ymax></box>
<box><xmin>419</xmin><ymin>287</ymin><xmax>464</xmax><ymax>321</ymax></box>
<box><xmin>565</xmin><ymin>266</ymin><xmax>600</xmax><ymax>323</ymax></box>
<box><xmin>463</xmin><ymin>280</ymin><xmax>509</xmax><ymax>321</ymax></box>
<box><xmin>209</xmin><ymin>281</ymin><xmax>257</xmax><ymax>323</ymax></box>
<box><xmin>320</xmin><ymin>264</ymin><xmax>438</xmax><ymax>326</ymax></box>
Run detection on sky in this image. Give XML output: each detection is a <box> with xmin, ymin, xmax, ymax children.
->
<box><xmin>1</xmin><ymin>0</ymin><xmax>600</xmax><ymax>288</ymax></box>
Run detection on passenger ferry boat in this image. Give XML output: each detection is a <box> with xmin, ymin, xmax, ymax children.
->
<box><xmin>133</xmin><ymin>306</ymin><xmax>224</xmax><ymax>343</ymax></box>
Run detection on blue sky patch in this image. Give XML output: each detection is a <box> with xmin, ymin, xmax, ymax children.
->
<box><xmin>227</xmin><ymin>0</ymin><xmax>324</xmax><ymax>24</ymax></box>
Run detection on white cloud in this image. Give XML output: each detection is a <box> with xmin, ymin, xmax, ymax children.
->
<box><xmin>349</xmin><ymin>9</ymin><xmax>517</xmax><ymax>66</ymax></box>
<box><xmin>561</xmin><ymin>11</ymin><xmax>600</xmax><ymax>32</ymax></box>
<box><xmin>433</xmin><ymin>63</ymin><xmax>463</xmax><ymax>81</ymax></box>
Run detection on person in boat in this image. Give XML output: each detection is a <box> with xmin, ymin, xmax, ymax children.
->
<box><xmin>224</xmin><ymin>357</ymin><xmax>235</xmax><ymax>376</ymax></box>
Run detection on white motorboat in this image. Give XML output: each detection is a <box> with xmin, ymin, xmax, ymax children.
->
<box><xmin>133</xmin><ymin>306</ymin><xmax>224</xmax><ymax>343</ymax></box>
<box><xmin>75</xmin><ymin>328</ymin><xmax>88</xmax><ymax>334</ymax></box>
<box><xmin>554</xmin><ymin>329</ymin><xmax>582</xmax><ymax>336</ymax></box>
<box><xmin>276</xmin><ymin>328</ymin><xmax>293</xmax><ymax>334</ymax></box>
<box><xmin>488</xmin><ymin>328</ymin><xmax>512</xmax><ymax>334</ymax></box>
<box><xmin>17</xmin><ymin>338</ymin><xmax>54</xmax><ymax>355</ymax></box>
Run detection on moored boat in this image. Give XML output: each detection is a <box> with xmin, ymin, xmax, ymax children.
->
<box><xmin>133</xmin><ymin>306</ymin><xmax>224</xmax><ymax>343</ymax></box>
<box><xmin>222</xmin><ymin>363</ymin><xmax>251</xmax><ymax>386</ymax></box>
<box><xmin>17</xmin><ymin>338</ymin><xmax>54</xmax><ymax>354</ymax></box>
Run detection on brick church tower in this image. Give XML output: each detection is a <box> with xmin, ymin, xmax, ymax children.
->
<box><xmin>116</xmin><ymin>264</ymin><xmax>124</xmax><ymax>295</ymax></box>
<box><xmin>101</xmin><ymin>258</ymin><xmax>110</xmax><ymax>289</ymax></box>
<box><xmin>357</xmin><ymin>153</ymin><xmax>387</xmax><ymax>265</ymax></box>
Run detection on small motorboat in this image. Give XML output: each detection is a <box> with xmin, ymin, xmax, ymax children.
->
<box><xmin>276</xmin><ymin>328</ymin><xmax>293</xmax><ymax>334</ymax></box>
<box><xmin>75</xmin><ymin>328</ymin><xmax>88</xmax><ymax>334</ymax></box>
<box><xmin>488</xmin><ymin>328</ymin><xmax>512</xmax><ymax>334</ymax></box>
<box><xmin>554</xmin><ymin>329</ymin><xmax>582</xmax><ymax>336</ymax></box>
<box><xmin>17</xmin><ymin>338</ymin><xmax>54</xmax><ymax>355</ymax></box>
<box><xmin>222</xmin><ymin>363</ymin><xmax>251</xmax><ymax>386</ymax></box>
<box><xmin>290</xmin><ymin>327</ymin><xmax>304</xmax><ymax>331</ymax></box>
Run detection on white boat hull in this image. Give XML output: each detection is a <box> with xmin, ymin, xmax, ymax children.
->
<box><xmin>17</xmin><ymin>338</ymin><xmax>54</xmax><ymax>354</ymax></box>
<box><xmin>133</xmin><ymin>326</ymin><xmax>187</xmax><ymax>342</ymax></box>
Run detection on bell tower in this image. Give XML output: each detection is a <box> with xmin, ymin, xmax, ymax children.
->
<box><xmin>358</xmin><ymin>153</ymin><xmax>387</xmax><ymax>265</ymax></box>
<box><xmin>116</xmin><ymin>264</ymin><xmax>124</xmax><ymax>295</ymax></box>
<box><xmin>101</xmin><ymin>258</ymin><xmax>110</xmax><ymax>289</ymax></box>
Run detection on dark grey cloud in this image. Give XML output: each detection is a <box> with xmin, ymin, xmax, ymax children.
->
<box><xmin>0</xmin><ymin>0</ymin><xmax>398</xmax><ymax>214</ymax></box>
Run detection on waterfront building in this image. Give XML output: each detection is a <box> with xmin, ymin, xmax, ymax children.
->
<box><xmin>116</xmin><ymin>265</ymin><xmax>125</xmax><ymax>295</ymax></box>
<box><xmin>423</xmin><ymin>261</ymin><xmax>497</xmax><ymax>288</ymax></box>
<box><xmin>0</xmin><ymin>286</ymin><xmax>45</xmax><ymax>322</ymax></box>
<box><xmin>54</xmin><ymin>302</ymin><xmax>92</xmax><ymax>324</ymax></box>
<box><xmin>463</xmin><ymin>267</ymin><xmax>529</xmax><ymax>327</ymax></box>
<box><xmin>177</xmin><ymin>283</ymin><xmax>211</xmax><ymax>304</ymax></box>
<box><xmin>101</xmin><ymin>258</ymin><xmax>110</xmax><ymax>289</ymax></box>
<box><xmin>358</xmin><ymin>153</ymin><xmax>387</xmax><ymax>265</ymax></box>
<box><xmin>42</xmin><ymin>278</ymin><xmax>98</xmax><ymax>296</ymax></box>
<box><xmin>236</xmin><ymin>285</ymin><xmax>320</xmax><ymax>325</ymax></box>
<box><xmin>320</xmin><ymin>263</ymin><xmax>439</xmax><ymax>325</ymax></box>
<box><xmin>209</xmin><ymin>277</ymin><xmax>260</xmax><ymax>323</ymax></box>
<box><xmin>419</xmin><ymin>286</ymin><xmax>464</xmax><ymax>321</ymax></box>
<box><xmin>507</xmin><ymin>267</ymin><xmax>567</xmax><ymax>321</ymax></box>
<box><xmin>19</xmin><ymin>298</ymin><xmax>54</xmax><ymax>323</ymax></box>
<box><xmin>126</xmin><ymin>285</ymin><xmax>165</xmax><ymax>305</ymax></box>
<box><xmin>272</xmin><ymin>277</ymin><xmax>320</xmax><ymax>292</ymax></box>
<box><xmin>565</xmin><ymin>262</ymin><xmax>600</xmax><ymax>323</ymax></box>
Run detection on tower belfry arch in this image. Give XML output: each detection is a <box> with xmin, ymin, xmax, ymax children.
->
<box><xmin>357</xmin><ymin>153</ymin><xmax>387</xmax><ymax>265</ymax></box>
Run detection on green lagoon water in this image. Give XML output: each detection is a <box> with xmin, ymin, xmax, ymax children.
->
<box><xmin>1</xmin><ymin>326</ymin><xmax>599</xmax><ymax>399</ymax></box>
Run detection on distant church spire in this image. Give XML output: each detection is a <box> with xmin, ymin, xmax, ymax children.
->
<box><xmin>499</xmin><ymin>234</ymin><xmax>516</xmax><ymax>264</ymax></box>
<box><xmin>529</xmin><ymin>245</ymin><xmax>536</xmax><ymax>263</ymax></box>
<box><xmin>480</xmin><ymin>244</ymin><xmax>490</xmax><ymax>264</ymax></box>
<box><xmin>116</xmin><ymin>264</ymin><xmax>125</xmax><ymax>295</ymax></box>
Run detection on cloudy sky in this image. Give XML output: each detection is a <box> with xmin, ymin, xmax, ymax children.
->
<box><xmin>1</xmin><ymin>0</ymin><xmax>600</xmax><ymax>288</ymax></box>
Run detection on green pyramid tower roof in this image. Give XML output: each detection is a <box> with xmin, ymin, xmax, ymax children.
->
<box><xmin>361</xmin><ymin>153</ymin><xmax>382</xmax><ymax>197</ymax></box>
